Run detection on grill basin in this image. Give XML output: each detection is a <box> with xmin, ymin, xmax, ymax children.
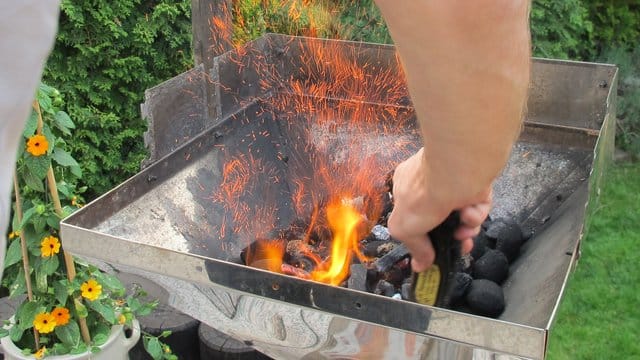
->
<box><xmin>61</xmin><ymin>35</ymin><xmax>617</xmax><ymax>359</ymax></box>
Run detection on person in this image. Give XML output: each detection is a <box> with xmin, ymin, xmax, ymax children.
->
<box><xmin>374</xmin><ymin>1</ymin><xmax>531</xmax><ymax>272</ymax></box>
<box><xmin>0</xmin><ymin>1</ymin><xmax>61</xmax><ymax>278</ymax></box>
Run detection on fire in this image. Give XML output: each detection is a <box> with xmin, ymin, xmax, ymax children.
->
<box><xmin>203</xmin><ymin>2</ymin><xmax>419</xmax><ymax>287</ymax></box>
<box><xmin>311</xmin><ymin>200</ymin><xmax>363</xmax><ymax>285</ymax></box>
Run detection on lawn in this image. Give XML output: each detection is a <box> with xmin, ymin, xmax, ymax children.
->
<box><xmin>547</xmin><ymin>162</ymin><xmax>640</xmax><ymax>359</ymax></box>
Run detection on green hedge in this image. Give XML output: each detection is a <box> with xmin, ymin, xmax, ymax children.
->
<box><xmin>44</xmin><ymin>0</ymin><xmax>192</xmax><ymax>198</ymax></box>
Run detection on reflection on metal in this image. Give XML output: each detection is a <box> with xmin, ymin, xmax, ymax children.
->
<box><xmin>61</xmin><ymin>35</ymin><xmax>617</xmax><ymax>359</ymax></box>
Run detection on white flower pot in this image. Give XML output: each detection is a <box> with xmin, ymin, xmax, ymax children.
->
<box><xmin>0</xmin><ymin>320</ymin><xmax>140</xmax><ymax>360</ymax></box>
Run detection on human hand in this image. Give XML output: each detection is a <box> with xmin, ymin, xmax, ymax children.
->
<box><xmin>387</xmin><ymin>148</ymin><xmax>492</xmax><ymax>272</ymax></box>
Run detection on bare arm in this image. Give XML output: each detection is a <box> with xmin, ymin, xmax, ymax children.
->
<box><xmin>375</xmin><ymin>1</ymin><xmax>531</xmax><ymax>271</ymax></box>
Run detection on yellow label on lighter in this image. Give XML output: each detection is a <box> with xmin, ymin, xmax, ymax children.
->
<box><xmin>414</xmin><ymin>264</ymin><xmax>441</xmax><ymax>306</ymax></box>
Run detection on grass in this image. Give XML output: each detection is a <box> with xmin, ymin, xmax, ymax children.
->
<box><xmin>547</xmin><ymin>162</ymin><xmax>640</xmax><ymax>359</ymax></box>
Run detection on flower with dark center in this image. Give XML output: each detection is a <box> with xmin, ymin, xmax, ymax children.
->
<box><xmin>26</xmin><ymin>134</ymin><xmax>49</xmax><ymax>156</ymax></box>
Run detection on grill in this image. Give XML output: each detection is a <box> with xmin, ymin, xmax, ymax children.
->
<box><xmin>61</xmin><ymin>34</ymin><xmax>617</xmax><ymax>359</ymax></box>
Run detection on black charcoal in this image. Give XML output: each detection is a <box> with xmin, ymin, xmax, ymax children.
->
<box><xmin>374</xmin><ymin>280</ymin><xmax>396</xmax><ymax>297</ymax></box>
<box><xmin>486</xmin><ymin>218</ymin><xmax>524</xmax><ymax>263</ymax></box>
<box><xmin>363</xmin><ymin>240</ymin><xmax>387</xmax><ymax>257</ymax></box>
<box><xmin>470</xmin><ymin>230</ymin><xmax>490</xmax><ymax>261</ymax></box>
<box><xmin>441</xmin><ymin>272</ymin><xmax>473</xmax><ymax>306</ymax></box>
<box><xmin>347</xmin><ymin>264</ymin><xmax>368</xmax><ymax>292</ymax></box>
<box><xmin>373</xmin><ymin>243</ymin><xmax>410</xmax><ymax>272</ymax></box>
<box><xmin>401</xmin><ymin>282</ymin><xmax>412</xmax><ymax>300</ymax></box>
<box><xmin>473</xmin><ymin>249</ymin><xmax>509</xmax><ymax>284</ymax></box>
<box><xmin>465</xmin><ymin>279</ymin><xmax>505</xmax><ymax>318</ymax></box>
<box><xmin>371</xmin><ymin>225</ymin><xmax>391</xmax><ymax>242</ymax></box>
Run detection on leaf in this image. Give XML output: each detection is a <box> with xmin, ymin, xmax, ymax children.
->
<box><xmin>9</xmin><ymin>268</ymin><xmax>27</xmax><ymax>298</ymax></box>
<box><xmin>32</xmin><ymin>214</ymin><xmax>47</xmax><ymax>234</ymax></box>
<box><xmin>74</xmin><ymin>300</ymin><xmax>88</xmax><ymax>318</ymax></box>
<box><xmin>47</xmin><ymin>214</ymin><xmax>61</xmax><ymax>230</ymax></box>
<box><xmin>144</xmin><ymin>336</ymin><xmax>163</xmax><ymax>360</ymax></box>
<box><xmin>55</xmin><ymin>321</ymin><xmax>81</xmax><ymax>347</ymax></box>
<box><xmin>16</xmin><ymin>301</ymin><xmax>44</xmax><ymax>331</ymax></box>
<box><xmin>51</xmin><ymin>342</ymin><xmax>70</xmax><ymax>356</ymax></box>
<box><xmin>35</xmin><ymin>269</ymin><xmax>48</xmax><ymax>293</ymax></box>
<box><xmin>69</xmin><ymin>342</ymin><xmax>88</xmax><ymax>355</ymax></box>
<box><xmin>54</xmin><ymin>111</ymin><xmax>75</xmax><ymax>135</ymax></box>
<box><xmin>86</xmin><ymin>299</ymin><xmax>116</xmax><ymax>324</ymax></box>
<box><xmin>18</xmin><ymin>206</ymin><xmax>37</xmax><ymax>231</ymax></box>
<box><xmin>92</xmin><ymin>331</ymin><xmax>109</xmax><ymax>346</ymax></box>
<box><xmin>21</xmin><ymin>167</ymin><xmax>45</xmax><ymax>192</ymax></box>
<box><xmin>40</xmin><ymin>255</ymin><xmax>59</xmax><ymax>275</ymax></box>
<box><xmin>93</xmin><ymin>272</ymin><xmax>125</xmax><ymax>294</ymax></box>
<box><xmin>42</xmin><ymin>125</ymin><xmax>56</xmax><ymax>154</ymax></box>
<box><xmin>53</xmin><ymin>148</ymin><xmax>79</xmax><ymax>167</ymax></box>
<box><xmin>54</xmin><ymin>280</ymin><xmax>69</xmax><ymax>306</ymax></box>
<box><xmin>24</xmin><ymin>153</ymin><xmax>50</xmax><ymax>181</ymax></box>
<box><xmin>23</xmin><ymin>111</ymin><xmax>38</xmax><ymax>138</ymax></box>
<box><xmin>36</xmin><ymin>91</ymin><xmax>52</xmax><ymax>114</ymax></box>
<box><xmin>70</xmin><ymin>164</ymin><xmax>83</xmax><ymax>178</ymax></box>
<box><xmin>9</xmin><ymin>323</ymin><xmax>24</xmax><ymax>343</ymax></box>
<box><xmin>4</xmin><ymin>239</ymin><xmax>23</xmax><ymax>268</ymax></box>
<box><xmin>62</xmin><ymin>206</ymin><xmax>77</xmax><ymax>219</ymax></box>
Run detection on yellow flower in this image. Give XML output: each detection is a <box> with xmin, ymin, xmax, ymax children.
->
<box><xmin>118</xmin><ymin>314</ymin><xmax>126</xmax><ymax>325</ymax></box>
<box><xmin>33</xmin><ymin>312</ymin><xmax>56</xmax><ymax>334</ymax></box>
<box><xmin>80</xmin><ymin>279</ymin><xmax>102</xmax><ymax>301</ymax></box>
<box><xmin>26</xmin><ymin>134</ymin><xmax>49</xmax><ymax>156</ymax></box>
<box><xmin>40</xmin><ymin>236</ymin><xmax>61</xmax><ymax>257</ymax></box>
<box><xmin>34</xmin><ymin>346</ymin><xmax>47</xmax><ymax>359</ymax></box>
<box><xmin>52</xmin><ymin>307</ymin><xmax>70</xmax><ymax>326</ymax></box>
<box><xmin>8</xmin><ymin>231</ymin><xmax>19</xmax><ymax>239</ymax></box>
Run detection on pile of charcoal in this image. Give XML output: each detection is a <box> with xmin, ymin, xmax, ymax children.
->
<box><xmin>354</xmin><ymin>216</ymin><xmax>530</xmax><ymax>318</ymax></box>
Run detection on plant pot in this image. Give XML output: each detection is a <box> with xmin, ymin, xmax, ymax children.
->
<box><xmin>0</xmin><ymin>320</ymin><xmax>140</xmax><ymax>360</ymax></box>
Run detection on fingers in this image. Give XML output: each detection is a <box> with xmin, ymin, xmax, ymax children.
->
<box><xmin>405</xmin><ymin>234</ymin><xmax>435</xmax><ymax>273</ymax></box>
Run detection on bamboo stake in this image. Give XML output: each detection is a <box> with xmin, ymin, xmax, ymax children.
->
<box><xmin>12</xmin><ymin>172</ymin><xmax>40</xmax><ymax>349</ymax></box>
<box><xmin>32</xmin><ymin>100</ymin><xmax>91</xmax><ymax>343</ymax></box>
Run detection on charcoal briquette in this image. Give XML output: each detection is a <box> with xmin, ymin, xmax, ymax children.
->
<box><xmin>401</xmin><ymin>282</ymin><xmax>412</xmax><ymax>300</ymax></box>
<box><xmin>347</xmin><ymin>264</ymin><xmax>368</xmax><ymax>292</ymax></box>
<box><xmin>363</xmin><ymin>240</ymin><xmax>387</xmax><ymax>257</ymax></box>
<box><xmin>441</xmin><ymin>272</ymin><xmax>473</xmax><ymax>306</ymax></box>
<box><xmin>465</xmin><ymin>279</ymin><xmax>505</xmax><ymax>318</ymax></box>
<box><xmin>370</xmin><ymin>224</ymin><xmax>391</xmax><ymax>242</ymax></box>
<box><xmin>470</xmin><ymin>230</ymin><xmax>490</xmax><ymax>261</ymax></box>
<box><xmin>485</xmin><ymin>218</ymin><xmax>524</xmax><ymax>263</ymax></box>
<box><xmin>472</xmin><ymin>249</ymin><xmax>509</xmax><ymax>284</ymax></box>
<box><xmin>373</xmin><ymin>243</ymin><xmax>410</xmax><ymax>272</ymax></box>
<box><xmin>374</xmin><ymin>280</ymin><xmax>396</xmax><ymax>297</ymax></box>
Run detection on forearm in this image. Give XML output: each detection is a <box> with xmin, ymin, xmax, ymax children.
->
<box><xmin>376</xmin><ymin>0</ymin><xmax>530</xmax><ymax>208</ymax></box>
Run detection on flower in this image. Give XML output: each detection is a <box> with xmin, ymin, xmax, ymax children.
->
<box><xmin>8</xmin><ymin>231</ymin><xmax>19</xmax><ymax>239</ymax></box>
<box><xmin>80</xmin><ymin>279</ymin><xmax>102</xmax><ymax>301</ymax></box>
<box><xmin>51</xmin><ymin>307</ymin><xmax>70</xmax><ymax>326</ymax></box>
<box><xmin>34</xmin><ymin>346</ymin><xmax>47</xmax><ymax>359</ymax></box>
<box><xmin>40</xmin><ymin>236</ymin><xmax>61</xmax><ymax>257</ymax></box>
<box><xmin>33</xmin><ymin>312</ymin><xmax>56</xmax><ymax>334</ymax></box>
<box><xmin>118</xmin><ymin>314</ymin><xmax>126</xmax><ymax>325</ymax></box>
<box><xmin>26</xmin><ymin>134</ymin><xmax>49</xmax><ymax>156</ymax></box>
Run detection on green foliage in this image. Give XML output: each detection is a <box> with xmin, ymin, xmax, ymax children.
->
<box><xmin>530</xmin><ymin>0</ymin><xmax>593</xmax><ymax>59</ymax></box>
<box><xmin>586</xmin><ymin>2</ymin><xmax>640</xmax><ymax>55</ymax></box>
<box><xmin>335</xmin><ymin>0</ymin><xmax>391</xmax><ymax>44</ymax></box>
<box><xmin>44</xmin><ymin>0</ymin><xmax>192</xmax><ymax>198</ymax></box>
<box><xmin>3</xmin><ymin>84</ymin><xmax>172</xmax><ymax>359</ymax></box>
<box><xmin>547</xmin><ymin>164</ymin><xmax>640</xmax><ymax>358</ymax></box>
<box><xmin>600</xmin><ymin>47</ymin><xmax>640</xmax><ymax>158</ymax></box>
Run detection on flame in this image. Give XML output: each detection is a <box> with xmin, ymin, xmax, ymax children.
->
<box><xmin>201</xmin><ymin>2</ymin><xmax>419</xmax><ymax>286</ymax></box>
<box><xmin>311</xmin><ymin>200</ymin><xmax>363</xmax><ymax>285</ymax></box>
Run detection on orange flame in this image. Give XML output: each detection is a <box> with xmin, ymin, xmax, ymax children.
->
<box><xmin>310</xmin><ymin>200</ymin><xmax>363</xmax><ymax>285</ymax></box>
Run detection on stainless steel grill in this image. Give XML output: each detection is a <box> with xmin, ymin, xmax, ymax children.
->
<box><xmin>61</xmin><ymin>35</ymin><xmax>617</xmax><ymax>359</ymax></box>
